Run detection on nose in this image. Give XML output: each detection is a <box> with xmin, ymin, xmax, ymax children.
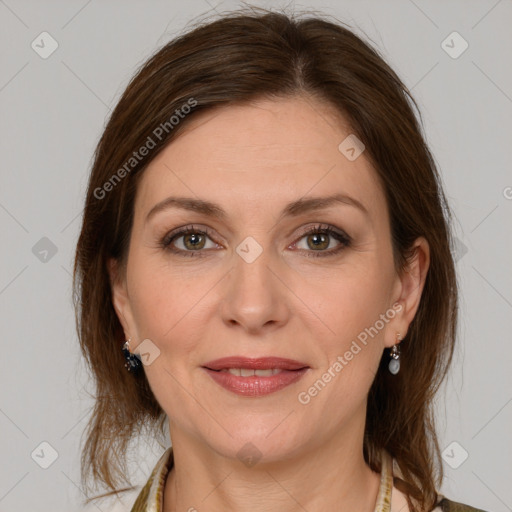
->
<box><xmin>219</xmin><ymin>239</ymin><xmax>291</xmax><ymax>335</ymax></box>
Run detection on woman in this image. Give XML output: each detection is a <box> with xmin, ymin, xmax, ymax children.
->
<box><xmin>74</xmin><ymin>7</ymin><xmax>488</xmax><ymax>512</ymax></box>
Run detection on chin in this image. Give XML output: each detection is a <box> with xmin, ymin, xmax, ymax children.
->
<box><xmin>205</xmin><ymin>423</ymin><xmax>307</xmax><ymax>465</ymax></box>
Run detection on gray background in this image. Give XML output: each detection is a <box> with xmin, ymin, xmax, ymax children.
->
<box><xmin>1</xmin><ymin>0</ymin><xmax>511</xmax><ymax>511</ymax></box>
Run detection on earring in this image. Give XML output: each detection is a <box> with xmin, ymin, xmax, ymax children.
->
<box><xmin>388</xmin><ymin>333</ymin><xmax>402</xmax><ymax>375</ymax></box>
<box><xmin>122</xmin><ymin>338</ymin><xmax>142</xmax><ymax>373</ymax></box>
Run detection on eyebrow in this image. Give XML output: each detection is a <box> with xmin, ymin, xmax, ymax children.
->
<box><xmin>145</xmin><ymin>193</ymin><xmax>369</xmax><ymax>224</ymax></box>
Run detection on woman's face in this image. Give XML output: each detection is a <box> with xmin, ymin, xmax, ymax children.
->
<box><xmin>110</xmin><ymin>95</ymin><xmax>428</xmax><ymax>462</ymax></box>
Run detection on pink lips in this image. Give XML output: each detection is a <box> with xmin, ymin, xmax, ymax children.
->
<box><xmin>202</xmin><ymin>356</ymin><xmax>309</xmax><ymax>397</ymax></box>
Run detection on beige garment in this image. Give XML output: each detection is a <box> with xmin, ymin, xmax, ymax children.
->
<box><xmin>388</xmin><ymin>453</ymin><xmax>443</xmax><ymax>512</ymax></box>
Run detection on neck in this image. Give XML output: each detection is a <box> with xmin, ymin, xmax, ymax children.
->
<box><xmin>163</xmin><ymin>419</ymin><xmax>382</xmax><ymax>512</ymax></box>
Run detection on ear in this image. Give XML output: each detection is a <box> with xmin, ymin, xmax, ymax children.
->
<box><xmin>108</xmin><ymin>257</ymin><xmax>137</xmax><ymax>341</ymax></box>
<box><xmin>384</xmin><ymin>236</ymin><xmax>430</xmax><ymax>348</ymax></box>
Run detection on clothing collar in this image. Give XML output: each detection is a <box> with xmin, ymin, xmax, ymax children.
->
<box><xmin>129</xmin><ymin>446</ymin><xmax>399</xmax><ymax>512</ymax></box>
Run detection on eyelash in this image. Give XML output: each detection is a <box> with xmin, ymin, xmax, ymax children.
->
<box><xmin>159</xmin><ymin>223</ymin><xmax>352</xmax><ymax>259</ymax></box>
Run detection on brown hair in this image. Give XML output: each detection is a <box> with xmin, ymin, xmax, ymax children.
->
<box><xmin>73</xmin><ymin>6</ymin><xmax>458</xmax><ymax>511</ymax></box>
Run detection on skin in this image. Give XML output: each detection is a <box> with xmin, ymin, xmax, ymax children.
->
<box><xmin>109</xmin><ymin>94</ymin><xmax>430</xmax><ymax>512</ymax></box>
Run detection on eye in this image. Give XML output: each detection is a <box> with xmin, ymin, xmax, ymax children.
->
<box><xmin>291</xmin><ymin>224</ymin><xmax>351</xmax><ymax>258</ymax></box>
<box><xmin>160</xmin><ymin>225</ymin><xmax>218</xmax><ymax>257</ymax></box>
<box><xmin>160</xmin><ymin>223</ymin><xmax>351</xmax><ymax>258</ymax></box>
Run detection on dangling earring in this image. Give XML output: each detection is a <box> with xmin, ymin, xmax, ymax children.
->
<box><xmin>122</xmin><ymin>338</ymin><xmax>142</xmax><ymax>373</ymax></box>
<box><xmin>388</xmin><ymin>333</ymin><xmax>402</xmax><ymax>375</ymax></box>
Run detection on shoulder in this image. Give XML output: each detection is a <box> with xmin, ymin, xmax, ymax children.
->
<box><xmin>392</xmin><ymin>488</ymin><xmax>488</xmax><ymax>512</ymax></box>
<box><xmin>390</xmin><ymin>456</ymin><xmax>488</xmax><ymax>512</ymax></box>
<box><xmin>436</xmin><ymin>497</ymin><xmax>490</xmax><ymax>512</ymax></box>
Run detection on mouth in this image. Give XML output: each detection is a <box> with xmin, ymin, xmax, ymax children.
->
<box><xmin>203</xmin><ymin>356</ymin><xmax>309</xmax><ymax>371</ymax></box>
<box><xmin>202</xmin><ymin>356</ymin><xmax>310</xmax><ymax>396</ymax></box>
<box><xmin>213</xmin><ymin>368</ymin><xmax>288</xmax><ymax>376</ymax></box>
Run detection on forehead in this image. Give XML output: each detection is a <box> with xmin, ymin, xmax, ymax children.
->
<box><xmin>135</xmin><ymin>95</ymin><xmax>385</xmax><ymax>222</ymax></box>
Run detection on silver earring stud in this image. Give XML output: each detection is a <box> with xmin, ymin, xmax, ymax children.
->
<box><xmin>388</xmin><ymin>333</ymin><xmax>402</xmax><ymax>375</ymax></box>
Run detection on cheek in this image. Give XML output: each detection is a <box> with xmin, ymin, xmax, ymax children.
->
<box><xmin>128</xmin><ymin>260</ymin><xmax>212</xmax><ymax>361</ymax></box>
<box><xmin>318</xmin><ymin>266</ymin><xmax>391</xmax><ymax>337</ymax></box>
<box><xmin>131</xmin><ymin>274</ymin><xmax>170</xmax><ymax>331</ymax></box>
<box><xmin>128</xmin><ymin>265</ymin><xmax>201</xmax><ymax>416</ymax></box>
<box><xmin>311</xmin><ymin>265</ymin><xmax>392</xmax><ymax>386</ymax></box>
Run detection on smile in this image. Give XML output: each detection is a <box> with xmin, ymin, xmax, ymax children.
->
<box><xmin>219</xmin><ymin>368</ymin><xmax>283</xmax><ymax>376</ymax></box>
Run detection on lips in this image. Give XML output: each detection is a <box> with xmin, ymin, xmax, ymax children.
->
<box><xmin>203</xmin><ymin>356</ymin><xmax>308</xmax><ymax>371</ymax></box>
<box><xmin>202</xmin><ymin>356</ymin><xmax>310</xmax><ymax>397</ymax></box>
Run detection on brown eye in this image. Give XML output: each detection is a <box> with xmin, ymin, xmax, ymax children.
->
<box><xmin>305</xmin><ymin>232</ymin><xmax>330</xmax><ymax>251</ymax></box>
<box><xmin>293</xmin><ymin>224</ymin><xmax>351</xmax><ymax>258</ymax></box>
<box><xmin>182</xmin><ymin>232</ymin><xmax>206</xmax><ymax>250</ymax></box>
<box><xmin>161</xmin><ymin>226</ymin><xmax>217</xmax><ymax>257</ymax></box>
